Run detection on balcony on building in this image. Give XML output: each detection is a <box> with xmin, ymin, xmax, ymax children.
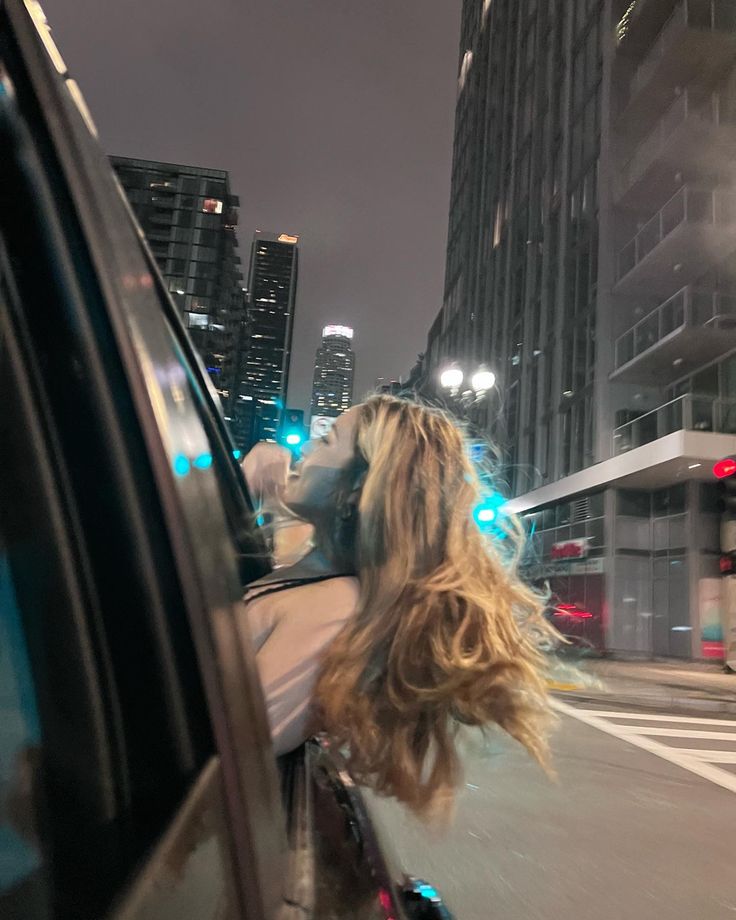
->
<box><xmin>614</xmin><ymin>89</ymin><xmax>736</xmax><ymax>209</ymax></box>
<box><xmin>612</xmin><ymin>287</ymin><xmax>736</xmax><ymax>385</ymax></box>
<box><xmin>614</xmin><ymin>186</ymin><xmax>736</xmax><ymax>299</ymax></box>
<box><xmin>615</xmin><ymin>0</ymin><xmax>736</xmax><ymax>137</ymax></box>
<box><xmin>613</xmin><ymin>391</ymin><xmax>736</xmax><ymax>455</ymax></box>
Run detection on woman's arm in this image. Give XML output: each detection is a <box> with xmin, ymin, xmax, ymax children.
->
<box><xmin>241</xmin><ymin>442</ymin><xmax>314</xmax><ymax>565</ymax></box>
<box><xmin>241</xmin><ymin>442</ymin><xmax>291</xmax><ymax>506</ymax></box>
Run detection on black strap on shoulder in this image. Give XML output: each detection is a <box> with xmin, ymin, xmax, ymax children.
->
<box><xmin>244</xmin><ymin>573</ymin><xmax>352</xmax><ymax>604</ymax></box>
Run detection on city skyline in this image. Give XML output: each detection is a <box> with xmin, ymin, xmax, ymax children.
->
<box><xmin>44</xmin><ymin>0</ymin><xmax>461</xmax><ymax>410</ymax></box>
<box><xmin>110</xmin><ymin>149</ymin><xmax>363</xmax><ymax>447</ymax></box>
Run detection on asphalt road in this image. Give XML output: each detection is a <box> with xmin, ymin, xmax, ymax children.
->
<box><xmin>367</xmin><ymin>701</ymin><xmax>736</xmax><ymax>920</ymax></box>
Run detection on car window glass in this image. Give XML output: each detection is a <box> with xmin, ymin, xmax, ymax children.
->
<box><xmin>158</xmin><ymin>306</ymin><xmax>270</xmax><ymax>591</ymax></box>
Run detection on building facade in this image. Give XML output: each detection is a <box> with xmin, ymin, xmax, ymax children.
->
<box><xmin>111</xmin><ymin>156</ymin><xmax>244</xmax><ymax>410</ymax></box>
<box><xmin>233</xmin><ymin>232</ymin><xmax>299</xmax><ymax>448</ymax></box>
<box><xmin>310</xmin><ymin>325</ymin><xmax>355</xmax><ymax>418</ymax></box>
<box><xmin>426</xmin><ymin>0</ymin><xmax>736</xmax><ymax>660</ymax></box>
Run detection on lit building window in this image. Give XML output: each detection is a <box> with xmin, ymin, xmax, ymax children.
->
<box><xmin>186</xmin><ymin>312</ymin><xmax>210</xmax><ymax>328</ymax></box>
<box><xmin>202</xmin><ymin>198</ymin><xmax>224</xmax><ymax>214</ymax></box>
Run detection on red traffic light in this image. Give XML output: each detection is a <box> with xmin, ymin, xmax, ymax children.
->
<box><xmin>713</xmin><ymin>458</ymin><xmax>736</xmax><ymax>479</ymax></box>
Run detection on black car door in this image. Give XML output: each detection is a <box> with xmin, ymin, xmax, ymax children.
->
<box><xmin>0</xmin><ymin>1</ymin><xmax>285</xmax><ymax>918</ymax></box>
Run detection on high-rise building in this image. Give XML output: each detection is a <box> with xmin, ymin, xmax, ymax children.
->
<box><xmin>111</xmin><ymin>156</ymin><xmax>244</xmax><ymax>410</ymax></box>
<box><xmin>423</xmin><ymin>0</ymin><xmax>736</xmax><ymax>661</ymax></box>
<box><xmin>234</xmin><ymin>232</ymin><xmax>299</xmax><ymax>447</ymax></box>
<box><xmin>311</xmin><ymin>325</ymin><xmax>356</xmax><ymax>418</ymax></box>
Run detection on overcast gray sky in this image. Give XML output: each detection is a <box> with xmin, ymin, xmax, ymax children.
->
<box><xmin>45</xmin><ymin>0</ymin><xmax>460</xmax><ymax>410</ymax></box>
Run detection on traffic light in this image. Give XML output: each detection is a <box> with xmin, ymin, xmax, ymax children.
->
<box><xmin>715</xmin><ymin>456</ymin><xmax>736</xmax><ymax>515</ymax></box>
<box><xmin>278</xmin><ymin>409</ymin><xmax>305</xmax><ymax>452</ymax></box>
<box><xmin>473</xmin><ymin>490</ymin><xmax>507</xmax><ymax>538</ymax></box>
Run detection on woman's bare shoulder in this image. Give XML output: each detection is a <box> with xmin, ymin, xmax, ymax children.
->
<box><xmin>309</xmin><ymin>574</ymin><xmax>360</xmax><ymax>600</ymax></box>
<box><xmin>244</xmin><ymin>575</ymin><xmax>359</xmax><ymax>653</ymax></box>
<box><xmin>281</xmin><ymin>575</ymin><xmax>360</xmax><ymax>619</ymax></box>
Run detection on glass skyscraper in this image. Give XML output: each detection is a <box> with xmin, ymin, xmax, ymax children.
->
<box><xmin>111</xmin><ymin>156</ymin><xmax>244</xmax><ymax>412</ymax></box>
<box><xmin>233</xmin><ymin>232</ymin><xmax>299</xmax><ymax>448</ymax></box>
<box><xmin>310</xmin><ymin>325</ymin><xmax>355</xmax><ymax>419</ymax></box>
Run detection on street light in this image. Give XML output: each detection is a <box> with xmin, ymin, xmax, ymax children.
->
<box><xmin>438</xmin><ymin>362</ymin><xmax>497</xmax><ymax>408</ymax></box>
<box><xmin>439</xmin><ymin>365</ymin><xmax>464</xmax><ymax>391</ymax></box>
<box><xmin>471</xmin><ymin>367</ymin><xmax>496</xmax><ymax>393</ymax></box>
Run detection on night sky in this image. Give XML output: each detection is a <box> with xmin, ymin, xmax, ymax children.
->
<box><xmin>45</xmin><ymin>0</ymin><xmax>461</xmax><ymax>410</ymax></box>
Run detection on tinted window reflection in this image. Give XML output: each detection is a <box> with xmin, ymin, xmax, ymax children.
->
<box><xmin>0</xmin><ymin>555</ymin><xmax>49</xmax><ymax>916</ymax></box>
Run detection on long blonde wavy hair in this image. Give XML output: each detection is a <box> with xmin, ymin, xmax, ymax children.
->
<box><xmin>314</xmin><ymin>395</ymin><xmax>553</xmax><ymax>817</ymax></box>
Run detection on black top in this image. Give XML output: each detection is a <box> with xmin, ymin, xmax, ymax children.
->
<box><xmin>244</xmin><ymin>572</ymin><xmax>353</xmax><ymax>603</ymax></box>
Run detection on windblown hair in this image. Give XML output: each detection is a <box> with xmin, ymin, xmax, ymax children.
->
<box><xmin>314</xmin><ymin>395</ymin><xmax>553</xmax><ymax>817</ymax></box>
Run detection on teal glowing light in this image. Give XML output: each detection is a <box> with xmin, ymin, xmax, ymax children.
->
<box><xmin>468</xmin><ymin>441</ymin><xmax>486</xmax><ymax>464</ymax></box>
<box><xmin>418</xmin><ymin>883</ymin><xmax>439</xmax><ymax>900</ymax></box>
<box><xmin>473</xmin><ymin>491</ymin><xmax>506</xmax><ymax>536</ymax></box>
<box><xmin>173</xmin><ymin>453</ymin><xmax>191</xmax><ymax>477</ymax></box>
<box><xmin>285</xmin><ymin>432</ymin><xmax>302</xmax><ymax>446</ymax></box>
<box><xmin>193</xmin><ymin>452</ymin><xmax>213</xmax><ymax>470</ymax></box>
<box><xmin>232</xmin><ymin>449</ymin><xmax>242</xmax><ymax>460</ymax></box>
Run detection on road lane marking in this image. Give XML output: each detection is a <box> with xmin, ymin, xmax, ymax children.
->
<box><xmin>684</xmin><ymin>751</ymin><xmax>736</xmax><ymax>763</ymax></box>
<box><xmin>574</xmin><ymin>710</ymin><xmax>736</xmax><ymax>727</ymax></box>
<box><xmin>623</xmin><ymin>727</ymin><xmax>736</xmax><ymax>740</ymax></box>
<box><xmin>553</xmin><ymin>700</ymin><xmax>736</xmax><ymax>796</ymax></box>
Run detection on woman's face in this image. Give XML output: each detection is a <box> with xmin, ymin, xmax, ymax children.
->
<box><xmin>284</xmin><ymin>406</ymin><xmax>361</xmax><ymax>521</ymax></box>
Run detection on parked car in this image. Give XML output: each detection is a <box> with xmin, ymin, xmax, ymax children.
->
<box><xmin>0</xmin><ymin>2</ymin><xmax>452</xmax><ymax>918</ymax></box>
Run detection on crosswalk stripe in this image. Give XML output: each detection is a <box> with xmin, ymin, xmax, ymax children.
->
<box><xmin>623</xmin><ymin>727</ymin><xmax>736</xmax><ymax>740</ymax></box>
<box><xmin>553</xmin><ymin>700</ymin><xmax>736</xmax><ymax>796</ymax></box>
<box><xmin>574</xmin><ymin>710</ymin><xmax>736</xmax><ymax>727</ymax></box>
<box><xmin>683</xmin><ymin>751</ymin><xmax>736</xmax><ymax>763</ymax></box>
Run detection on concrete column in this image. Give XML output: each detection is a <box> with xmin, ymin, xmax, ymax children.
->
<box><xmin>604</xmin><ymin>486</ymin><xmax>618</xmax><ymax>654</ymax></box>
<box><xmin>687</xmin><ymin>478</ymin><xmax>701</xmax><ymax>659</ymax></box>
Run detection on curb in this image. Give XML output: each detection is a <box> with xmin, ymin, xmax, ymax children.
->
<box><xmin>554</xmin><ymin>689</ymin><xmax>736</xmax><ymax>717</ymax></box>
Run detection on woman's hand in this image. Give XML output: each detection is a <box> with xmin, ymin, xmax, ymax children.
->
<box><xmin>242</xmin><ymin>442</ymin><xmax>292</xmax><ymax>506</ymax></box>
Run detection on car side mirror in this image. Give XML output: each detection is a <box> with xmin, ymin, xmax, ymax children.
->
<box><xmin>401</xmin><ymin>877</ymin><xmax>454</xmax><ymax>919</ymax></box>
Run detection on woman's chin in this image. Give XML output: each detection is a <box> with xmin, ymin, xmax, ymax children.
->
<box><xmin>283</xmin><ymin>495</ymin><xmax>316</xmax><ymax>525</ymax></box>
<box><xmin>282</xmin><ymin>490</ymin><xmax>302</xmax><ymax>517</ymax></box>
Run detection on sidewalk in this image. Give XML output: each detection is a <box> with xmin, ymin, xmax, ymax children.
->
<box><xmin>549</xmin><ymin>657</ymin><xmax>736</xmax><ymax>715</ymax></box>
